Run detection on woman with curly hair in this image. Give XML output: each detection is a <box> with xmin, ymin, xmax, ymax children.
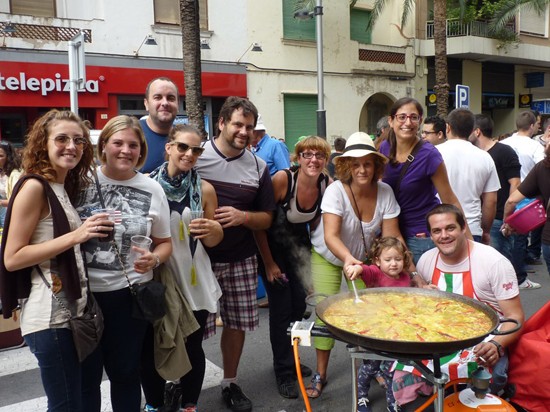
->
<box><xmin>0</xmin><ymin>110</ymin><xmax>113</xmax><ymax>411</ymax></box>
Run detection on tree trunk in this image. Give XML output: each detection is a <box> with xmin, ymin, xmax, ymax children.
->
<box><xmin>180</xmin><ymin>0</ymin><xmax>207</xmax><ymax>139</ymax></box>
<box><xmin>433</xmin><ymin>0</ymin><xmax>449</xmax><ymax>117</ymax></box>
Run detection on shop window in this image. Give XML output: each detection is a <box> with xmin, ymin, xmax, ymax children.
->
<box><xmin>282</xmin><ymin>0</ymin><xmax>315</xmax><ymax>41</ymax></box>
<box><xmin>154</xmin><ymin>0</ymin><xmax>209</xmax><ymax>31</ymax></box>
<box><xmin>520</xmin><ymin>4</ymin><xmax>548</xmax><ymax>37</ymax></box>
<box><xmin>350</xmin><ymin>7</ymin><xmax>372</xmax><ymax>44</ymax></box>
<box><xmin>283</xmin><ymin>94</ymin><xmax>317</xmax><ymax>148</ymax></box>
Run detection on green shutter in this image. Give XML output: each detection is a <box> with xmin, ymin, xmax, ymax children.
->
<box><xmin>284</xmin><ymin>94</ymin><xmax>318</xmax><ymax>149</ymax></box>
<box><xmin>350</xmin><ymin>8</ymin><xmax>372</xmax><ymax>44</ymax></box>
<box><xmin>282</xmin><ymin>0</ymin><xmax>316</xmax><ymax>41</ymax></box>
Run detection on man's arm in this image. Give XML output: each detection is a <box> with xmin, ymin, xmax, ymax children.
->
<box><xmin>480</xmin><ymin>191</ymin><xmax>497</xmax><ymax>244</ymax></box>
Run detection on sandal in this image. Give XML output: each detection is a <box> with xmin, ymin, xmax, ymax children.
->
<box><xmin>306</xmin><ymin>372</ymin><xmax>327</xmax><ymax>399</ymax></box>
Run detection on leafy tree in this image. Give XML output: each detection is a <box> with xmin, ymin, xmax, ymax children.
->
<box><xmin>180</xmin><ymin>0</ymin><xmax>207</xmax><ymax>139</ymax></box>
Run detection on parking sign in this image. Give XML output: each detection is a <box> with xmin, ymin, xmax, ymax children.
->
<box><xmin>456</xmin><ymin>84</ymin><xmax>469</xmax><ymax>108</ymax></box>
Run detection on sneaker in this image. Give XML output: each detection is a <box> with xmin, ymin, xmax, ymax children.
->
<box><xmin>525</xmin><ymin>257</ymin><xmax>542</xmax><ymax>265</ymax></box>
<box><xmin>357</xmin><ymin>397</ymin><xmax>372</xmax><ymax>412</ymax></box>
<box><xmin>387</xmin><ymin>403</ymin><xmax>401</xmax><ymax>412</ymax></box>
<box><xmin>276</xmin><ymin>375</ymin><xmax>299</xmax><ymax>399</ymax></box>
<box><xmin>144</xmin><ymin>406</ymin><xmax>157</xmax><ymax>412</ymax></box>
<box><xmin>181</xmin><ymin>405</ymin><xmax>197</xmax><ymax>412</ymax></box>
<box><xmin>222</xmin><ymin>383</ymin><xmax>252</xmax><ymax>412</ymax></box>
<box><xmin>519</xmin><ymin>278</ymin><xmax>541</xmax><ymax>289</ymax></box>
<box><xmin>158</xmin><ymin>381</ymin><xmax>182</xmax><ymax>412</ymax></box>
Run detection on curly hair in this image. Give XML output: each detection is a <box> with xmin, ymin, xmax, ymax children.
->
<box><xmin>0</xmin><ymin>141</ymin><xmax>21</xmax><ymax>176</ymax></box>
<box><xmin>293</xmin><ymin>135</ymin><xmax>331</xmax><ymax>163</ymax></box>
<box><xmin>369</xmin><ymin>236</ymin><xmax>412</xmax><ymax>270</ymax></box>
<box><xmin>334</xmin><ymin>154</ymin><xmax>386</xmax><ymax>184</ymax></box>
<box><xmin>97</xmin><ymin>115</ymin><xmax>148</xmax><ymax>170</ymax></box>
<box><xmin>22</xmin><ymin>110</ymin><xmax>94</xmax><ymax>202</ymax></box>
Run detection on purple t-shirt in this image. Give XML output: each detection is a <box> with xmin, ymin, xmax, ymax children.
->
<box><xmin>360</xmin><ymin>265</ymin><xmax>411</xmax><ymax>288</ymax></box>
<box><xmin>379</xmin><ymin>140</ymin><xmax>443</xmax><ymax>238</ymax></box>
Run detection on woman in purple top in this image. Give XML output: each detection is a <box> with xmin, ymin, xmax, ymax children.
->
<box><xmin>379</xmin><ymin>98</ymin><xmax>465</xmax><ymax>263</ymax></box>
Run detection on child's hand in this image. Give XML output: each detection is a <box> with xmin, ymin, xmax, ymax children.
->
<box><xmin>344</xmin><ymin>264</ymin><xmax>363</xmax><ymax>281</ymax></box>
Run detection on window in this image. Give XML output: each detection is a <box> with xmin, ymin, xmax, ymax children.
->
<box><xmin>350</xmin><ymin>7</ymin><xmax>372</xmax><ymax>44</ymax></box>
<box><xmin>520</xmin><ymin>5</ymin><xmax>548</xmax><ymax>37</ymax></box>
<box><xmin>11</xmin><ymin>0</ymin><xmax>55</xmax><ymax>17</ymax></box>
<box><xmin>282</xmin><ymin>0</ymin><xmax>315</xmax><ymax>41</ymax></box>
<box><xmin>283</xmin><ymin>94</ymin><xmax>317</xmax><ymax>148</ymax></box>
<box><xmin>154</xmin><ymin>0</ymin><xmax>209</xmax><ymax>30</ymax></box>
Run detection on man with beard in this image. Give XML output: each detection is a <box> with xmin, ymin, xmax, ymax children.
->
<box><xmin>140</xmin><ymin>77</ymin><xmax>179</xmax><ymax>173</ymax></box>
<box><xmin>417</xmin><ymin>203</ymin><xmax>524</xmax><ymax>395</ymax></box>
<box><xmin>195</xmin><ymin>96</ymin><xmax>276</xmax><ymax>412</ymax></box>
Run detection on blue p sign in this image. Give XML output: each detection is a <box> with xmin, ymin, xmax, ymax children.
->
<box><xmin>456</xmin><ymin>84</ymin><xmax>470</xmax><ymax>108</ymax></box>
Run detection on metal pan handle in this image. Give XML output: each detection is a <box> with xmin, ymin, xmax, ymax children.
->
<box><xmin>305</xmin><ymin>293</ymin><xmax>329</xmax><ymax>308</ymax></box>
<box><xmin>492</xmin><ymin>318</ymin><xmax>521</xmax><ymax>335</ymax></box>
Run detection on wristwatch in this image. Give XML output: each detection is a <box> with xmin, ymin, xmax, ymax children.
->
<box><xmin>489</xmin><ymin>339</ymin><xmax>505</xmax><ymax>357</ymax></box>
<box><xmin>409</xmin><ymin>271</ymin><xmax>419</xmax><ymax>279</ymax></box>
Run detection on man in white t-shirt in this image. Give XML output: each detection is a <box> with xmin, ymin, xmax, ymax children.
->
<box><xmin>437</xmin><ymin>108</ymin><xmax>500</xmax><ymax>243</ymax></box>
<box><xmin>417</xmin><ymin>203</ymin><xmax>524</xmax><ymax>395</ymax></box>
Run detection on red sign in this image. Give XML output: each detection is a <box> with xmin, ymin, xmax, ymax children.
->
<box><xmin>0</xmin><ymin>61</ymin><xmax>247</xmax><ymax>108</ymax></box>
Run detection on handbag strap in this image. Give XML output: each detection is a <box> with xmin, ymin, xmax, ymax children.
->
<box><xmin>36</xmin><ymin>265</ymin><xmax>73</xmax><ymax>319</ymax></box>
<box><xmin>348</xmin><ymin>185</ymin><xmax>369</xmax><ymax>260</ymax></box>
<box><xmin>92</xmin><ymin>170</ymin><xmax>136</xmax><ymax>295</ymax></box>
<box><xmin>395</xmin><ymin>139</ymin><xmax>423</xmax><ymax>196</ymax></box>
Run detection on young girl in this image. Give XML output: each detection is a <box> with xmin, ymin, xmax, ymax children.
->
<box><xmin>344</xmin><ymin>237</ymin><xmax>413</xmax><ymax>412</ymax></box>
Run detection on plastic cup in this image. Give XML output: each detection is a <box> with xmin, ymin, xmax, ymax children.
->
<box><xmin>129</xmin><ymin>235</ymin><xmax>152</xmax><ymax>265</ymax></box>
<box><xmin>91</xmin><ymin>208</ymin><xmax>118</xmax><ymax>242</ymax></box>
<box><xmin>189</xmin><ymin>210</ymin><xmax>204</xmax><ymax>238</ymax></box>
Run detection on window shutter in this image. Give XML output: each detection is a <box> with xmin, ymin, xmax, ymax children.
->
<box><xmin>11</xmin><ymin>0</ymin><xmax>55</xmax><ymax>17</ymax></box>
<box><xmin>350</xmin><ymin>8</ymin><xmax>372</xmax><ymax>44</ymax></box>
<box><xmin>284</xmin><ymin>94</ymin><xmax>318</xmax><ymax>148</ymax></box>
<box><xmin>520</xmin><ymin>5</ymin><xmax>548</xmax><ymax>37</ymax></box>
<box><xmin>282</xmin><ymin>0</ymin><xmax>316</xmax><ymax>41</ymax></box>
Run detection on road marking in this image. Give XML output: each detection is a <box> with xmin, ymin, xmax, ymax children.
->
<box><xmin>0</xmin><ymin>346</ymin><xmax>223</xmax><ymax>411</ymax></box>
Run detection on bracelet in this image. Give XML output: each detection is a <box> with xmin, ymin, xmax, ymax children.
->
<box><xmin>489</xmin><ymin>339</ymin><xmax>505</xmax><ymax>358</ymax></box>
<box><xmin>152</xmin><ymin>253</ymin><xmax>161</xmax><ymax>269</ymax></box>
<box><xmin>409</xmin><ymin>271</ymin><xmax>419</xmax><ymax>279</ymax></box>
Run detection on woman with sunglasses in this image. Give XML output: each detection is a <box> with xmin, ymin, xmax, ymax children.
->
<box><xmin>75</xmin><ymin>115</ymin><xmax>172</xmax><ymax>412</ymax></box>
<box><xmin>254</xmin><ymin>136</ymin><xmax>331</xmax><ymax>399</ymax></box>
<box><xmin>145</xmin><ymin>124</ymin><xmax>223</xmax><ymax>412</ymax></box>
<box><xmin>0</xmin><ymin>140</ymin><xmax>22</xmax><ymax>228</ymax></box>
<box><xmin>0</xmin><ymin>110</ymin><xmax>113</xmax><ymax>411</ymax></box>
<box><xmin>379</xmin><ymin>97</ymin><xmax>466</xmax><ymax>263</ymax></box>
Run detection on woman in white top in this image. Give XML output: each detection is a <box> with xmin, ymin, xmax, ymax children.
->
<box><xmin>148</xmin><ymin>124</ymin><xmax>223</xmax><ymax>411</ymax></box>
<box><xmin>75</xmin><ymin>115</ymin><xmax>172</xmax><ymax>412</ymax></box>
<box><xmin>0</xmin><ymin>140</ymin><xmax>22</xmax><ymax>227</ymax></box>
<box><xmin>307</xmin><ymin>132</ymin><xmax>410</xmax><ymax>399</ymax></box>
<box><xmin>2</xmin><ymin>110</ymin><xmax>112</xmax><ymax>411</ymax></box>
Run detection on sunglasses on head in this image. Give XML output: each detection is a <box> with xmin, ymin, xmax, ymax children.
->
<box><xmin>170</xmin><ymin>141</ymin><xmax>205</xmax><ymax>156</ymax></box>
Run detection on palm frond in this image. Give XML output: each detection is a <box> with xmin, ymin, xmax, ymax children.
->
<box><xmin>490</xmin><ymin>0</ymin><xmax>550</xmax><ymax>33</ymax></box>
<box><xmin>367</xmin><ymin>0</ymin><xmax>393</xmax><ymax>30</ymax></box>
<box><xmin>293</xmin><ymin>0</ymin><xmax>315</xmax><ymax>14</ymax></box>
<box><xmin>401</xmin><ymin>0</ymin><xmax>416</xmax><ymax>30</ymax></box>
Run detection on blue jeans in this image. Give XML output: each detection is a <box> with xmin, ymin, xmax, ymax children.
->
<box><xmin>541</xmin><ymin>243</ymin><xmax>550</xmax><ymax>275</ymax></box>
<box><xmin>490</xmin><ymin>353</ymin><xmax>509</xmax><ymax>395</ymax></box>
<box><xmin>24</xmin><ymin>328</ymin><xmax>83</xmax><ymax>411</ymax></box>
<box><xmin>490</xmin><ymin>219</ymin><xmax>513</xmax><ymax>261</ymax></box>
<box><xmin>406</xmin><ymin>236</ymin><xmax>435</xmax><ymax>265</ymax></box>
<box><xmin>81</xmin><ymin>288</ymin><xmax>148</xmax><ymax>412</ymax></box>
<box><xmin>510</xmin><ymin>234</ymin><xmax>528</xmax><ymax>285</ymax></box>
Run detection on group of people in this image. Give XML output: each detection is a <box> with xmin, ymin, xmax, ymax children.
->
<box><xmin>0</xmin><ymin>83</ymin><xmax>540</xmax><ymax>412</ymax></box>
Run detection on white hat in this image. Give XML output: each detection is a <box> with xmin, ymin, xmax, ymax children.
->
<box><xmin>255</xmin><ymin>114</ymin><xmax>266</xmax><ymax>131</ymax></box>
<box><xmin>334</xmin><ymin>132</ymin><xmax>388</xmax><ymax>164</ymax></box>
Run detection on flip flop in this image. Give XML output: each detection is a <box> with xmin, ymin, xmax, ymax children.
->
<box><xmin>306</xmin><ymin>372</ymin><xmax>327</xmax><ymax>399</ymax></box>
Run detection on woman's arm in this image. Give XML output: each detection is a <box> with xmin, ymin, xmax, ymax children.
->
<box><xmin>134</xmin><ymin>236</ymin><xmax>172</xmax><ymax>275</ymax></box>
<box><xmin>190</xmin><ymin>180</ymin><xmax>223</xmax><ymax>248</ymax></box>
<box><xmin>431</xmin><ymin>163</ymin><xmax>473</xmax><ymax>239</ymax></box>
<box><xmin>4</xmin><ymin>179</ymin><xmax>113</xmax><ymax>271</ymax></box>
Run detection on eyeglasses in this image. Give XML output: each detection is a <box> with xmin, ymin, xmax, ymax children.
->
<box><xmin>393</xmin><ymin>113</ymin><xmax>421</xmax><ymax>124</ymax></box>
<box><xmin>300</xmin><ymin>152</ymin><xmax>326</xmax><ymax>160</ymax></box>
<box><xmin>51</xmin><ymin>135</ymin><xmax>87</xmax><ymax>148</ymax></box>
<box><xmin>170</xmin><ymin>142</ymin><xmax>205</xmax><ymax>156</ymax></box>
<box><xmin>421</xmin><ymin>130</ymin><xmax>437</xmax><ymax>135</ymax></box>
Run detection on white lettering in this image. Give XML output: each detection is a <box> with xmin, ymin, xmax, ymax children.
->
<box><xmin>6</xmin><ymin>77</ymin><xmax>19</xmax><ymax>90</ymax></box>
<box><xmin>0</xmin><ymin>72</ymin><xmax>102</xmax><ymax>96</ymax></box>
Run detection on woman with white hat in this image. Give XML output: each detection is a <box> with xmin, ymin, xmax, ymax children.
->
<box><xmin>306</xmin><ymin>132</ymin><xmax>412</xmax><ymax>400</ymax></box>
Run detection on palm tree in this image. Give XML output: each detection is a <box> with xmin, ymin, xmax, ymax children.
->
<box><xmin>489</xmin><ymin>0</ymin><xmax>549</xmax><ymax>33</ymax></box>
<box><xmin>180</xmin><ymin>0</ymin><xmax>207</xmax><ymax>139</ymax></box>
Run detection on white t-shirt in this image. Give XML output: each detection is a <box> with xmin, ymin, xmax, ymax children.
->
<box><xmin>311</xmin><ymin>180</ymin><xmax>400</xmax><ymax>266</ymax></box>
<box><xmin>500</xmin><ymin>133</ymin><xmax>545</xmax><ymax>180</ymax></box>
<box><xmin>76</xmin><ymin>170</ymin><xmax>171</xmax><ymax>292</ymax></box>
<box><xmin>417</xmin><ymin>241</ymin><xmax>519</xmax><ymax>312</ymax></box>
<box><xmin>437</xmin><ymin>139</ymin><xmax>500</xmax><ymax>236</ymax></box>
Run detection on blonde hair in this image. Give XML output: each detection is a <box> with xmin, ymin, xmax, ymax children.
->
<box><xmin>335</xmin><ymin>154</ymin><xmax>386</xmax><ymax>184</ymax></box>
<box><xmin>97</xmin><ymin>115</ymin><xmax>148</xmax><ymax>169</ymax></box>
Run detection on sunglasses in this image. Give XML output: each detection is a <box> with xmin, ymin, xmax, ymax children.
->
<box><xmin>170</xmin><ymin>142</ymin><xmax>205</xmax><ymax>156</ymax></box>
<box><xmin>51</xmin><ymin>135</ymin><xmax>87</xmax><ymax>149</ymax></box>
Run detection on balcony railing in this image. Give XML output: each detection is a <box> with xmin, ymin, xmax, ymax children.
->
<box><xmin>426</xmin><ymin>19</ymin><xmax>516</xmax><ymax>39</ymax></box>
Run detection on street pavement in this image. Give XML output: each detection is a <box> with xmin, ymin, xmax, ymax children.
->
<box><xmin>0</xmin><ymin>262</ymin><xmax>548</xmax><ymax>412</ymax></box>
